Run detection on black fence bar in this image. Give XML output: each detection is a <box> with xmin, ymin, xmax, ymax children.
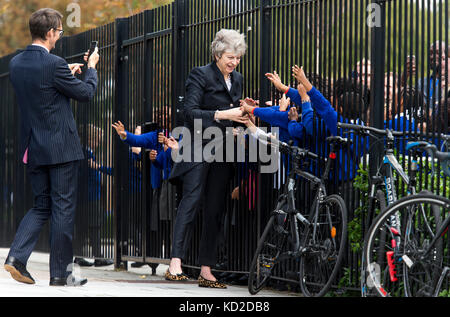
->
<box><xmin>0</xmin><ymin>0</ymin><xmax>448</xmax><ymax>293</ymax></box>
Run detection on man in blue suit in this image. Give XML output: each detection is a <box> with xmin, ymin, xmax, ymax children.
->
<box><xmin>4</xmin><ymin>8</ymin><xmax>99</xmax><ymax>286</ymax></box>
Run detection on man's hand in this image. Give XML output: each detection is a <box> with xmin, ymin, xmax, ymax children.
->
<box><xmin>288</xmin><ymin>107</ymin><xmax>299</xmax><ymax>121</ymax></box>
<box><xmin>112</xmin><ymin>121</ymin><xmax>127</xmax><ymax>139</ymax></box>
<box><xmin>68</xmin><ymin>63</ymin><xmax>84</xmax><ymax>76</ymax></box>
<box><xmin>84</xmin><ymin>47</ymin><xmax>100</xmax><ymax>69</ymax></box>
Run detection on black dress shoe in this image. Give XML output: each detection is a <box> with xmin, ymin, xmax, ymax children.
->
<box><xmin>94</xmin><ymin>259</ymin><xmax>114</xmax><ymax>267</ymax></box>
<box><xmin>4</xmin><ymin>256</ymin><xmax>35</xmax><ymax>285</ymax></box>
<box><xmin>50</xmin><ymin>276</ymin><xmax>88</xmax><ymax>286</ymax></box>
<box><xmin>74</xmin><ymin>257</ymin><xmax>94</xmax><ymax>267</ymax></box>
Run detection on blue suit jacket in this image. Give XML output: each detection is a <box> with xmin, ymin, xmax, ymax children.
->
<box><xmin>9</xmin><ymin>45</ymin><xmax>98</xmax><ymax>166</ymax></box>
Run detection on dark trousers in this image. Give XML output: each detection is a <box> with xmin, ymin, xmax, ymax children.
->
<box><xmin>171</xmin><ymin>161</ymin><xmax>233</xmax><ymax>266</ymax></box>
<box><xmin>8</xmin><ymin>160</ymin><xmax>79</xmax><ymax>278</ymax></box>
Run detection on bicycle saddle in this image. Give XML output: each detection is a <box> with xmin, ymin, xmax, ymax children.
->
<box><xmin>436</xmin><ymin>151</ymin><xmax>450</xmax><ymax>177</ymax></box>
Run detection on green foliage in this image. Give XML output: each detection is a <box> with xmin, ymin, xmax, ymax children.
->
<box><xmin>348</xmin><ymin>164</ymin><xmax>369</xmax><ymax>253</ymax></box>
<box><xmin>439</xmin><ymin>289</ymin><xmax>450</xmax><ymax>297</ymax></box>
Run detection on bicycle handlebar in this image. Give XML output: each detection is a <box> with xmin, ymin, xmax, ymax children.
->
<box><xmin>406</xmin><ymin>141</ymin><xmax>450</xmax><ymax>162</ymax></box>
<box><xmin>337</xmin><ymin>122</ymin><xmax>450</xmax><ymax>141</ymax></box>
<box><xmin>278</xmin><ymin>141</ymin><xmax>319</xmax><ymax>160</ymax></box>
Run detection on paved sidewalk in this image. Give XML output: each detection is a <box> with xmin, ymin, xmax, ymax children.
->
<box><xmin>0</xmin><ymin>248</ymin><xmax>297</xmax><ymax>297</ymax></box>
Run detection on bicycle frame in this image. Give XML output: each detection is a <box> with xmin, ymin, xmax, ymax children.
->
<box><xmin>282</xmin><ymin>141</ymin><xmax>340</xmax><ymax>254</ymax></box>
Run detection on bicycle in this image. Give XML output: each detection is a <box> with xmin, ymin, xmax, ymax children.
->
<box><xmin>362</xmin><ymin>140</ymin><xmax>450</xmax><ymax>297</ymax></box>
<box><xmin>337</xmin><ymin>122</ymin><xmax>449</xmax><ymax>296</ymax></box>
<box><xmin>248</xmin><ymin>136</ymin><xmax>349</xmax><ymax>296</ymax></box>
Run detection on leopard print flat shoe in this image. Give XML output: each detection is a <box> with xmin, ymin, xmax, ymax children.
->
<box><xmin>165</xmin><ymin>269</ymin><xmax>189</xmax><ymax>281</ymax></box>
<box><xmin>198</xmin><ymin>275</ymin><xmax>227</xmax><ymax>288</ymax></box>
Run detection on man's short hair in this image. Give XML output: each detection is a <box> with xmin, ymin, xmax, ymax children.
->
<box><xmin>29</xmin><ymin>8</ymin><xmax>63</xmax><ymax>41</ymax></box>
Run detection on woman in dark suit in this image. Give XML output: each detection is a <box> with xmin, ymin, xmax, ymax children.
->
<box><xmin>167</xmin><ymin>29</ymin><xmax>247</xmax><ymax>288</ymax></box>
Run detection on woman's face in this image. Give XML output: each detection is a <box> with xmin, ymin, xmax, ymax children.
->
<box><xmin>215</xmin><ymin>51</ymin><xmax>241</xmax><ymax>75</ymax></box>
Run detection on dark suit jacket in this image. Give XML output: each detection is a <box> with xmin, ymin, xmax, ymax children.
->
<box><xmin>9</xmin><ymin>45</ymin><xmax>98</xmax><ymax>166</ymax></box>
<box><xmin>169</xmin><ymin>61</ymin><xmax>243</xmax><ymax>183</ymax></box>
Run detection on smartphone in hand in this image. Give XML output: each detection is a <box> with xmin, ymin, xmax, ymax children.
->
<box><xmin>87</xmin><ymin>41</ymin><xmax>98</xmax><ymax>61</ymax></box>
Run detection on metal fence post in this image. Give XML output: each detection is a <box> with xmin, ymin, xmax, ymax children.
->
<box><xmin>258</xmin><ymin>0</ymin><xmax>272</xmax><ymax>241</ymax></box>
<box><xmin>369</xmin><ymin>0</ymin><xmax>386</xmax><ymax>178</ymax></box>
<box><xmin>113</xmin><ymin>17</ymin><xmax>130</xmax><ymax>269</ymax></box>
<box><xmin>172</xmin><ymin>0</ymin><xmax>189</xmax><ymax>128</ymax></box>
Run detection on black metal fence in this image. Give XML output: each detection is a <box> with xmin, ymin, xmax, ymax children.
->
<box><xmin>1</xmin><ymin>0</ymin><xmax>448</xmax><ymax>292</ymax></box>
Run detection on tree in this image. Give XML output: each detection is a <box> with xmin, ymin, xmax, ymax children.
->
<box><xmin>0</xmin><ymin>0</ymin><xmax>173</xmax><ymax>56</ymax></box>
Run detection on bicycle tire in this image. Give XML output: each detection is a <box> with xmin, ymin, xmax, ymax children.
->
<box><xmin>299</xmin><ymin>194</ymin><xmax>348</xmax><ymax>297</ymax></box>
<box><xmin>403</xmin><ymin>191</ymin><xmax>443</xmax><ymax>297</ymax></box>
<box><xmin>363</xmin><ymin>194</ymin><xmax>449</xmax><ymax>297</ymax></box>
<box><xmin>248</xmin><ymin>210</ymin><xmax>290</xmax><ymax>295</ymax></box>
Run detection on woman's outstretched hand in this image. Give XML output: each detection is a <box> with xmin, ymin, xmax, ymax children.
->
<box><xmin>112</xmin><ymin>121</ymin><xmax>127</xmax><ymax>139</ymax></box>
<box><xmin>217</xmin><ymin>107</ymin><xmax>248</xmax><ymax>124</ymax></box>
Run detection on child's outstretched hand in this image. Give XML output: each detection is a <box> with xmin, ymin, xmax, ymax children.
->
<box><xmin>166</xmin><ymin>136</ymin><xmax>179</xmax><ymax>151</ymax></box>
<box><xmin>112</xmin><ymin>121</ymin><xmax>127</xmax><ymax>139</ymax></box>
<box><xmin>297</xmin><ymin>83</ymin><xmax>310</xmax><ymax>101</ymax></box>
<box><xmin>288</xmin><ymin>107</ymin><xmax>299</xmax><ymax>122</ymax></box>
<box><xmin>149</xmin><ymin>149</ymin><xmax>158</xmax><ymax>162</ymax></box>
<box><xmin>292</xmin><ymin>65</ymin><xmax>306</xmax><ymax>83</ymax></box>
<box><xmin>278</xmin><ymin>94</ymin><xmax>290</xmax><ymax>112</ymax></box>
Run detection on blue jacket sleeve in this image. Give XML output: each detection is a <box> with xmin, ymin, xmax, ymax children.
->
<box><xmin>287</xmin><ymin>101</ymin><xmax>313</xmax><ymax>138</ymax></box>
<box><xmin>153</xmin><ymin>150</ymin><xmax>165</xmax><ymax>170</ymax></box>
<box><xmin>122</xmin><ymin>131</ymin><xmax>158</xmax><ymax>149</ymax></box>
<box><xmin>285</xmin><ymin>88</ymin><xmax>303</xmax><ymax>107</ymax></box>
<box><xmin>307</xmin><ymin>86</ymin><xmax>338</xmax><ymax>136</ymax></box>
<box><xmin>153</xmin><ymin>148</ymin><xmax>172</xmax><ymax>179</ymax></box>
<box><xmin>253</xmin><ymin>107</ymin><xmax>289</xmax><ymax>130</ymax></box>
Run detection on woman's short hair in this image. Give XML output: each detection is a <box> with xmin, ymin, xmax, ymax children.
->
<box><xmin>29</xmin><ymin>8</ymin><xmax>63</xmax><ymax>41</ymax></box>
<box><xmin>210</xmin><ymin>29</ymin><xmax>247</xmax><ymax>61</ymax></box>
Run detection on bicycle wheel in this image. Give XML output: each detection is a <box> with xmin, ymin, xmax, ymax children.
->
<box><xmin>363</xmin><ymin>194</ymin><xmax>449</xmax><ymax>297</ymax></box>
<box><xmin>248</xmin><ymin>209</ymin><xmax>290</xmax><ymax>295</ymax></box>
<box><xmin>299</xmin><ymin>194</ymin><xmax>348</xmax><ymax>297</ymax></box>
